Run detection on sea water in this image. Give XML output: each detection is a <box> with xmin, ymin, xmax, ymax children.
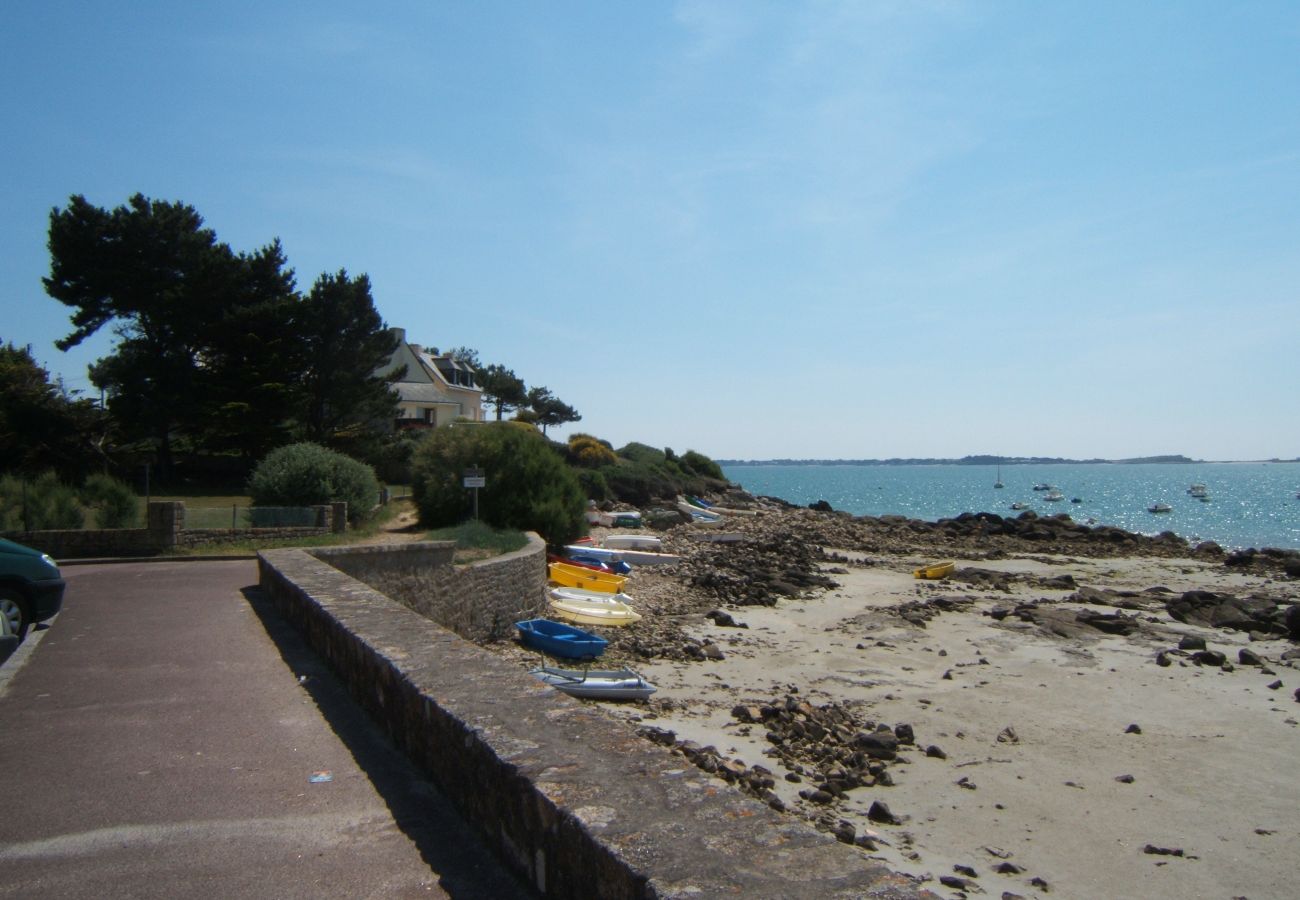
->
<box><xmin>721</xmin><ymin>462</ymin><xmax>1300</xmax><ymax>551</ymax></box>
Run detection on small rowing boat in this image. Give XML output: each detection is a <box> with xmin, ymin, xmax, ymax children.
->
<box><xmin>529</xmin><ymin>666</ymin><xmax>656</xmax><ymax>701</ymax></box>
<box><xmin>618</xmin><ymin>550</ymin><xmax>681</xmax><ymax>565</ymax></box>
<box><xmin>515</xmin><ymin>618</ymin><xmax>607</xmax><ymax>660</ymax></box>
<box><xmin>913</xmin><ymin>560</ymin><xmax>956</xmax><ymax>580</ymax></box>
<box><xmin>601</xmin><ymin>534</ymin><xmax>663</xmax><ymax>551</ymax></box>
<box><xmin>548</xmin><ymin>562</ymin><xmax>627</xmax><ymax>593</ymax></box>
<box><xmin>547</xmin><ymin>588</ymin><xmax>642</xmax><ymax>627</ymax></box>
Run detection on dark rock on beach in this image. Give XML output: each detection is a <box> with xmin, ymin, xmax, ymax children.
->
<box><xmin>1166</xmin><ymin>590</ymin><xmax>1290</xmax><ymax>636</ymax></box>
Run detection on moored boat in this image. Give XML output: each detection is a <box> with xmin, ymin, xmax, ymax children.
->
<box><xmin>1043</xmin><ymin>490</ymin><xmax>1064</xmax><ymax>502</ymax></box>
<box><xmin>602</xmin><ymin>534</ymin><xmax>663</xmax><ymax>552</ymax></box>
<box><xmin>676</xmin><ymin>500</ymin><xmax>722</xmax><ymax>521</ymax></box>
<box><xmin>913</xmin><ymin>560</ymin><xmax>956</xmax><ymax>579</ymax></box>
<box><xmin>563</xmin><ymin>544</ymin><xmax>624</xmax><ymax>563</ymax></box>
<box><xmin>530</xmin><ymin>666</ymin><xmax>656</xmax><ymax>701</ymax></box>
<box><xmin>612</xmin><ymin>548</ymin><xmax>681</xmax><ymax>566</ymax></box>
<box><xmin>515</xmin><ymin>618</ymin><xmax>607</xmax><ymax>660</ymax></box>
<box><xmin>548</xmin><ymin>562</ymin><xmax>627</xmax><ymax>593</ymax></box>
<box><xmin>686</xmin><ymin>531</ymin><xmax>745</xmax><ymax>543</ymax></box>
<box><xmin>547</xmin><ymin>589</ymin><xmax>642</xmax><ymax>627</ymax></box>
<box><xmin>1148</xmin><ymin>502</ymin><xmax>1172</xmax><ymax>513</ymax></box>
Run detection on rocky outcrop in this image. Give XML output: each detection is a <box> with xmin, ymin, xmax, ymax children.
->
<box><xmin>1166</xmin><ymin>590</ymin><xmax>1293</xmax><ymax>635</ymax></box>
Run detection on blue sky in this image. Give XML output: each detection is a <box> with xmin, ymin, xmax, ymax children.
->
<box><xmin>3</xmin><ymin>1</ymin><xmax>1298</xmax><ymax>461</ymax></box>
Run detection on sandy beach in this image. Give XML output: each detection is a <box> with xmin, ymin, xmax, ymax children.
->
<box><xmin>506</xmin><ymin>505</ymin><xmax>1300</xmax><ymax>899</ymax></box>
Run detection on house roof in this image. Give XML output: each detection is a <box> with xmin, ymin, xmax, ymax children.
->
<box><xmin>396</xmin><ymin>382</ymin><xmax>462</xmax><ymax>405</ymax></box>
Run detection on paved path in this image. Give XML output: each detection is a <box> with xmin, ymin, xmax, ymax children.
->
<box><xmin>0</xmin><ymin>560</ymin><xmax>535</xmax><ymax>900</ymax></box>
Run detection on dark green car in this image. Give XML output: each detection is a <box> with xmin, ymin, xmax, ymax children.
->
<box><xmin>0</xmin><ymin>538</ymin><xmax>66</xmax><ymax>641</ymax></box>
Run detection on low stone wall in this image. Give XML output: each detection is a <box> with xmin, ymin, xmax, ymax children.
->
<box><xmin>174</xmin><ymin>526</ymin><xmax>331</xmax><ymax>550</ymax></box>
<box><xmin>3</xmin><ymin>501</ymin><xmax>335</xmax><ymax>559</ymax></box>
<box><xmin>316</xmin><ymin>537</ymin><xmax>547</xmax><ymax>641</ymax></box>
<box><xmin>2</xmin><ymin>527</ymin><xmax>160</xmax><ymax>559</ymax></box>
<box><xmin>257</xmin><ymin>546</ymin><xmax>930</xmax><ymax>900</ymax></box>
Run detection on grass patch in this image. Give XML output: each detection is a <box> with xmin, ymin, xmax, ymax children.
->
<box><xmin>425</xmin><ymin>520</ymin><xmax>529</xmax><ymax>557</ymax></box>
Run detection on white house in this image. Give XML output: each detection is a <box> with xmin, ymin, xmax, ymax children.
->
<box><xmin>375</xmin><ymin>328</ymin><xmax>484</xmax><ymax>430</ymax></box>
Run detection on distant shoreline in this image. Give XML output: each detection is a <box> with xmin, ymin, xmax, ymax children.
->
<box><xmin>718</xmin><ymin>456</ymin><xmax>1300</xmax><ymax>467</ymax></box>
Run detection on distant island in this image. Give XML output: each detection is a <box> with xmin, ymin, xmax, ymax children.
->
<box><xmin>716</xmin><ymin>454</ymin><xmax>1208</xmax><ymax>467</ymax></box>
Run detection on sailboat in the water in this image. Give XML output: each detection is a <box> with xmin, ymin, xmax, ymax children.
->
<box><xmin>994</xmin><ymin>460</ymin><xmax>1004</xmax><ymax>489</ymax></box>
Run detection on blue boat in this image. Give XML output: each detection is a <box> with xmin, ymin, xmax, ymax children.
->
<box><xmin>565</xmin><ymin>553</ymin><xmax>633</xmax><ymax>575</ymax></box>
<box><xmin>515</xmin><ymin>618</ymin><xmax>608</xmax><ymax>660</ymax></box>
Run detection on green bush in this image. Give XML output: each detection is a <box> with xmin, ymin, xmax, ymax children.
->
<box><xmin>410</xmin><ymin>422</ymin><xmax>587</xmax><ymax>545</ymax></box>
<box><xmin>247</xmin><ymin>442</ymin><xmax>380</xmax><ymax>525</ymax></box>
<box><xmin>574</xmin><ymin>468</ymin><xmax>609</xmax><ymax>501</ymax></box>
<box><xmin>681</xmin><ymin>449</ymin><xmax>725</xmax><ymax>481</ymax></box>
<box><xmin>81</xmin><ymin>474</ymin><xmax>139</xmax><ymax>528</ymax></box>
<box><xmin>598</xmin><ymin>462</ymin><xmax>676</xmax><ymax>506</ymax></box>
<box><xmin>0</xmin><ymin>472</ymin><xmax>84</xmax><ymax>530</ymax></box>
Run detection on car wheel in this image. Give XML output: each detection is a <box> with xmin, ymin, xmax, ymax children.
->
<box><xmin>0</xmin><ymin>589</ymin><xmax>29</xmax><ymax>641</ymax></box>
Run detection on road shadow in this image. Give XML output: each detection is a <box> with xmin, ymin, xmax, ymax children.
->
<box><xmin>241</xmin><ymin>585</ymin><xmax>538</xmax><ymax>900</ymax></box>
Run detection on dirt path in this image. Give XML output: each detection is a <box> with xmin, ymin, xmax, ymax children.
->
<box><xmin>353</xmin><ymin>499</ymin><xmax>427</xmax><ymax>545</ymax></box>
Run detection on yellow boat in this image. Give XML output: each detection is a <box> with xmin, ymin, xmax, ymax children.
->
<box><xmin>547</xmin><ymin>588</ymin><xmax>642</xmax><ymax>627</ymax></box>
<box><xmin>913</xmin><ymin>560</ymin><xmax>956</xmax><ymax>580</ymax></box>
<box><xmin>548</xmin><ymin>562</ymin><xmax>627</xmax><ymax>594</ymax></box>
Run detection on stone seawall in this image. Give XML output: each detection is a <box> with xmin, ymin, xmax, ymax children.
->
<box><xmin>315</xmin><ymin>537</ymin><xmax>547</xmax><ymax>641</ymax></box>
<box><xmin>257</xmin><ymin>545</ymin><xmax>931</xmax><ymax>899</ymax></box>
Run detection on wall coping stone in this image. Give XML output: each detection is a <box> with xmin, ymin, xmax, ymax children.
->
<box><xmin>257</xmin><ymin>545</ymin><xmax>932</xmax><ymax>900</ymax></box>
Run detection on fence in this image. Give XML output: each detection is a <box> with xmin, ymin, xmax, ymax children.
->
<box><xmin>185</xmin><ymin>505</ymin><xmax>328</xmax><ymax>530</ymax></box>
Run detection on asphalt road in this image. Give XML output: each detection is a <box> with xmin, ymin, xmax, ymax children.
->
<box><xmin>0</xmin><ymin>559</ymin><xmax>535</xmax><ymax>900</ymax></box>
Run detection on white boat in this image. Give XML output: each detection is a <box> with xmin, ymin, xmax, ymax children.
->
<box><xmin>547</xmin><ymin>587</ymin><xmax>642</xmax><ymax>627</ymax></box>
<box><xmin>704</xmin><ymin>505</ymin><xmax>761</xmax><ymax>517</ymax></box>
<box><xmin>584</xmin><ymin>505</ymin><xmax>643</xmax><ymax>527</ymax></box>
<box><xmin>1148</xmin><ymin>502</ymin><xmax>1172</xmax><ymax>513</ymax></box>
<box><xmin>1187</xmin><ymin>484</ymin><xmax>1208</xmax><ymax>499</ymax></box>
<box><xmin>563</xmin><ymin>544</ymin><xmax>624</xmax><ymax>563</ymax></box>
<box><xmin>549</xmin><ymin>585</ymin><xmax>636</xmax><ymax>606</ymax></box>
<box><xmin>547</xmin><ymin>598</ymin><xmax>642</xmax><ymax>627</ymax></box>
<box><xmin>530</xmin><ymin>666</ymin><xmax>656</xmax><ymax>701</ymax></box>
<box><xmin>613</xmin><ymin>549</ymin><xmax>681</xmax><ymax>566</ymax></box>
<box><xmin>1043</xmin><ymin>490</ymin><xmax>1064</xmax><ymax>501</ymax></box>
<box><xmin>1010</xmin><ymin>501</ymin><xmax>1030</xmax><ymax>510</ymax></box>
<box><xmin>602</xmin><ymin>534</ymin><xmax>663</xmax><ymax>552</ymax></box>
<box><xmin>676</xmin><ymin>500</ymin><xmax>721</xmax><ymax>521</ymax></box>
<box><xmin>994</xmin><ymin>462</ymin><xmax>1004</xmax><ymax>489</ymax></box>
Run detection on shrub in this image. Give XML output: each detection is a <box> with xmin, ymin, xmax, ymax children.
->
<box><xmin>574</xmin><ymin>468</ymin><xmax>609</xmax><ymax>501</ymax></box>
<box><xmin>681</xmin><ymin>449</ymin><xmax>725</xmax><ymax>481</ymax></box>
<box><xmin>0</xmin><ymin>472</ymin><xmax>84</xmax><ymax>530</ymax></box>
<box><xmin>410</xmin><ymin>422</ymin><xmax>586</xmax><ymax>545</ymax></box>
<box><xmin>598</xmin><ymin>462</ymin><xmax>676</xmax><ymax>506</ymax></box>
<box><xmin>568</xmin><ymin>434</ymin><xmax>618</xmax><ymax>468</ymax></box>
<box><xmin>247</xmin><ymin>442</ymin><xmax>381</xmax><ymax>525</ymax></box>
<box><xmin>81</xmin><ymin>474</ymin><xmax>139</xmax><ymax>528</ymax></box>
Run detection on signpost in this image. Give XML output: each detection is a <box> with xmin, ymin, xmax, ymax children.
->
<box><xmin>463</xmin><ymin>466</ymin><xmax>485</xmax><ymax>520</ymax></box>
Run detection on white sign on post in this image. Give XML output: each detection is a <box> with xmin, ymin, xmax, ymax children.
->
<box><xmin>463</xmin><ymin>469</ymin><xmax>486</xmax><ymax>489</ymax></box>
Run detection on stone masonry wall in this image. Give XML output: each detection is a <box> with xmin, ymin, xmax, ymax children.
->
<box><xmin>316</xmin><ymin>536</ymin><xmax>548</xmax><ymax>642</ymax></box>
<box><xmin>3</xmin><ymin>501</ymin><xmax>332</xmax><ymax>559</ymax></box>
<box><xmin>256</xmin><ymin>547</ymin><xmax>931</xmax><ymax>900</ymax></box>
<box><xmin>1</xmin><ymin>527</ymin><xmax>161</xmax><ymax>559</ymax></box>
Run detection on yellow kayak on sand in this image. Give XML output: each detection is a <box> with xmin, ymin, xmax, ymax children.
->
<box><xmin>913</xmin><ymin>560</ymin><xmax>956</xmax><ymax>580</ymax></box>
